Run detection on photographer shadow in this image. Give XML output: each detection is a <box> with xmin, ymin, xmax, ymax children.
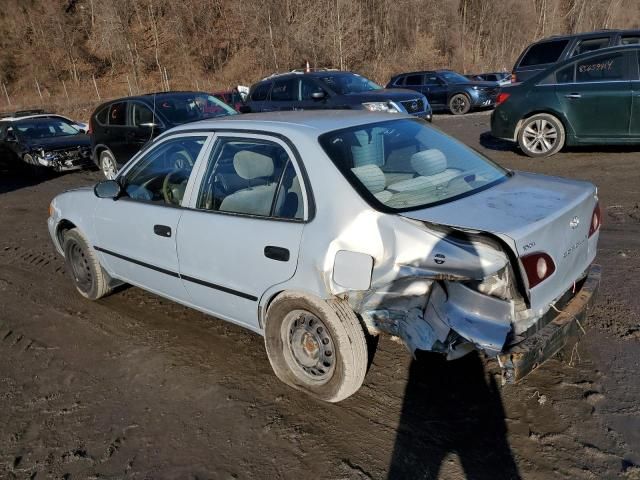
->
<box><xmin>388</xmin><ymin>350</ymin><xmax>521</xmax><ymax>480</ymax></box>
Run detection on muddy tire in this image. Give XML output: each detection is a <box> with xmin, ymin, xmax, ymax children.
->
<box><xmin>449</xmin><ymin>93</ymin><xmax>471</xmax><ymax>115</ymax></box>
<box><xmin>63</xmin><ymin>228</ymin><xmax>112</xmax><ymax>300</ymax></box>
<box><xmin>100</xmin><ymin>150</ymin><xmax>118</xmax><ymax>180</ymax></box>
<box><xmin>264</xmin><ymin>292</ymin><xmax>368</xmax><ymax>403</ymax></box>
<box><xmin>517</xmin><ymin>113</ymin><xmax>565</xmax><ymax>158</ymax></box>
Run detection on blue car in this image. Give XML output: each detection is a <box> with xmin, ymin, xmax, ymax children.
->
<box><xmin>387</xmin><ymin>70</ymin><xmax>500</xmax><ymax>115</ymax></box>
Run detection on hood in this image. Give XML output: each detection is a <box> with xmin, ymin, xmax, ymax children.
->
<box><xmin>25</xmin><ymin>134</ymin><xmax>90</xmax><ymax>151</ymax></box>
<box><xmin>346</xmin><ymin>88</ymin><xmax>427</xmax><ymax>102</ymax></box>
<box><xmin>400</xmin><ymin>171</ymin><xmax>598</xmax><ymax>312</ymax></box>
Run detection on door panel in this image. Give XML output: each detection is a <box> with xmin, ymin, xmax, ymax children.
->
<box><xmin>555</xmin><ymin>51</ymin><xmax>633</xmax><ymax>138</ymax></box>
<box><xmin>425</xmin><ymin>74</ymin><xmax>448</xmax><ymax>106</ymax></box>
<box><xmin>94</xmin><ymin>134</ymin><xmax>210</xmax><ymax>301</ymax></box>
<box><xmin>177</xmin><ymin>134</ymin><xmax>306</xmax><ymax>329</ymax></box>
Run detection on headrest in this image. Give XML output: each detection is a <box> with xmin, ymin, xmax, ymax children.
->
<box><xmin>411</xmin><ymin>149</ymin><xmax>447</xmax><ymax>176</ymax></box>
<box><xmin>233</xmin><ymin>150</ymin><xmax>274</xmax><ymax>180</ymax></box>
<box><xmin>351</xmin><ymin>164</ymin><xmax>386</xmax><ymax>194</ymax></box>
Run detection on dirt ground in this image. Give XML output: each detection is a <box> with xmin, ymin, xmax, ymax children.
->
<box><xmin>1</xmin><ymin>112</ymin><xmax>639</xmax><ymax>480</ymax></box>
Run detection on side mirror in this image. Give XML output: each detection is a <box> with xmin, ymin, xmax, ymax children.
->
<box><xmin>238</xmin><ymin>105</ymin><xmax>251</xmax><ymax>114</ymax></box>
<box><xmin>74</xmin><ymin>124</ymin><xmax>88</xmax><ymax>133</ymax></box>
<box><xmin>5</xmin><ymin>134</ymin><xmax>17</xmax><ymax>142</ymax></box>
<box><xmin>94</xmin><ymin>180</ymin><xmax>122</xmax><ymax>199</ymax></box>
<box><xmin>311</xmin><ymin>91</ymin><xmax>326</xmax><ymax>100</ymax></box>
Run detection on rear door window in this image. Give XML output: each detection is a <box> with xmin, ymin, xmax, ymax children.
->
<box><xmin>108</xmin><ymin>102</ymin><xmax>127</xmax><ymax>126</ymax></box>
<box><xmin>95</xmin><ymin>106</ymin><xmax>109</xmax><ymax>125</ymax></box>
<box><xmin>300</xmin><ymin>78</ymin><xmax>326</xmax><ymax>100</ymax></box>
<box><xmin>404</xmin><ymin>74</ymin><xmax>425</xmax><ymax>86</ymax></box>
<box><xmin>621</xmin><ymin>35</ymin><xmax>640</xmax><ymax>45</ymax></box>
<box><xmin>571</xmin><ymin>37</ymin><xmax>611</xmax><ymax>57</ymax></box>
<box><xmin>519</xmin><ymin>40</ymin><xmax>569</xmax><ymax>67</ymax></box>
<box><xmin>250</xmin><ymin>83</ymin><xmax>271</xmax><ymax>101</ymax></box>
<box><xmin>575</xmin><ymin>52</ymin><xmax>630</xmax><ymax>83</ymax></box>
<box><xmin>270</xmin><ymin>78</ymin><xmax>298</xmax><ymax>101</ymax></box>
<box><xmin>555</xmin><ymin>64</ymin><xmax>575</xmax><ymax>83</ymax></box>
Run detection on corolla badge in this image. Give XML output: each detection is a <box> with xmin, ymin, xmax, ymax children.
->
<box><xmin>569</xmin><ymin>216</ymin><xmax>580</xmax><ymax>229</ymax></box>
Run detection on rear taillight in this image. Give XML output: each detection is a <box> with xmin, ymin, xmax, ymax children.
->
<box><xmin>511</xmin><ymin>73</ymin><xmax>517</xmax><ymax>83</ymax></box>
<box><xmin>589</xmin><ymin>202</ymin><xmax>601</xmax><ymax>238</ymax></box>
<box><xmin>521</xmin><ymin>252</ymin><xmax>556</xmax><ymax>288</ymax></box>
<box><xmin>496</xmin><ymin>92</ymin><xmax>511</xmax><ymax>106</ymax></box>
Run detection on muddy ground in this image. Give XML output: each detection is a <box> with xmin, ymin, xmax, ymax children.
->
<box><xmin>1</xmin><ymin>112</ymin><xmax>639</xmax><ymax>480</ymax></box>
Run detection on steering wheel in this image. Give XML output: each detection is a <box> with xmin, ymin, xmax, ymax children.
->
<box><xmin>162</xmin><ymin>168</ymin><xmax>190</xmax><ymax>205</ymax></box>
<box><xmin>167</xmin><ymin>147</ymin><xmax>194</xmax><ymax>169</ymax></box>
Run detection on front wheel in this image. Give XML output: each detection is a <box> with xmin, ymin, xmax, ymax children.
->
<box><xmin>449</xmin><ymin>93</ymin><xmax>471</xmax><ymax>115</ymax></box>
<box><xmin>100</xmin><ymin>150</ymin><xmax>118</xmax><ymax>180</ymax></box>
<box><xmin>264</xmin><ymin>292</ymin><xmax>368</xmax><ymax>402</ymax></box>
<box><xmin>63</xmin><ymin>228</ymin><xmax>113</xmax><ymax>300</ymax></box>
<box><xmin>517</xmin><ymin>113</ymin><xmax>565</xmax><ymax>158</ymax></box>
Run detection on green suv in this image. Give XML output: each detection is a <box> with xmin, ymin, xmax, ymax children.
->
<box><xmin>491</xmin><ymin>45</ymin><xmax>640</xmax><ymax>157</ymax></box>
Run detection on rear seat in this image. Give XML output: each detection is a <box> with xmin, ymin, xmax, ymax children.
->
<box><xmin>386</xmin><ymin>149</ymin><xmax>460</xmax><ymax>193</ymax></box>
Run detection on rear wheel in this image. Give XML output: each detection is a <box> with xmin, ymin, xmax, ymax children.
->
<box><xmin>264</xmin><ymin>292</ymin><xmax>368</xmax><ymax>403</ymax></box>
<box><xmin>100</xmin><ymin>150</ymin><xmax>118</xmax><ymax>179</ymax></box>
<box><xmin>63</xmin><ymin>228</ymin><xmax>112</xmax><ymax>300</ymax></box>
<box><xmin>517</xmin><ymin>113</ymin><xmax>565</xmax><ymax>158</ymax></box>
<box><xmin>449</xmin><ymin>93</ymin><xmax>471</xmax><ymax>115</ymax></box>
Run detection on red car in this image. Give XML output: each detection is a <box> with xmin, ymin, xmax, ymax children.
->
<box><xmin>212</xmin><ymin>86</ymin><xmax>248</xmax><ymax>112</ymax></box>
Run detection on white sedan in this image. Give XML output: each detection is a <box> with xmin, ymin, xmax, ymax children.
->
<box><xmin>48</xmin><ymin>111</ymin><xmax>601</xmax><ymax>402</ymax></box>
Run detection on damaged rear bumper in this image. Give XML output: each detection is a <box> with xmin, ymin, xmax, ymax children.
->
<box><xmin>497</xmin><ymin>264</ymin><xmax>601</xmax><ymax>384</ymax></box>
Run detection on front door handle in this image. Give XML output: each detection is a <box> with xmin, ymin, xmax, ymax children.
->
<box><xmin>565</xmin><ymin>93</ymin><xmax>582</xmax><ymax>99</ymax></box>
<box><xmin>153</xmin><ymin>224</ymin><xmax>172</xmax><ymax>237</ymax></box>
<box><xmin>264</xmin><ymin>246</ymin><xmax>290</xmax><ymax>262</ymax></box>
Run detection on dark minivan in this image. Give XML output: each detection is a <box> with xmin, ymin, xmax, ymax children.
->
<box><xmin>245</xmin><ymin>71</ymin><xmax>432</xmax><ymax>120</ymax></box>
<box><xmin>90</xmin><ymin>91</ymin><xmax>236</xmax><ymax>179</ymax></box>
<box><xmin>512</xmin><ymin>29</ymin><xmax>640</xmax><ymax>83</ymax></box>
<box><xmin>492</xmin><ymin>44</ymin><xmax>640</xmax><ymax>157</ymax></box>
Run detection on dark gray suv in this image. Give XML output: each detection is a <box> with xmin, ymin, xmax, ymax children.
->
<box><xmin>245</xmin><ymin>71</ymin><xmax>432</xmax><ymax>120</ymax></box>
<box><xmin>512</xmin><ymin>29</ymin><xmax>640</xmax><ymax>83</ymax></box>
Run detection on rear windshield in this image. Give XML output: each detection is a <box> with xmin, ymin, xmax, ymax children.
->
<box><xmin>155</xmin><ymin>94</ymin><xmax>236</xmax><ymax>124</ymax></box>
<box><xmin>520</xmin><ymin>40</ymin><xmax>569</xmax><ymax>67</ymax></box>
<box><xmin>319</xmin><ymin>119</ymin><xmax>507</xmax><ymax>211</ymax></box>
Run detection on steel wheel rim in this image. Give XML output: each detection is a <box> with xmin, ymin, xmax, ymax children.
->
<box><xmin>101</xmin><ymin>155</ymin><xmax>117</xmax><ymax>180</ymax></box>
<box><xmin>69</xmin><ymin>242</ymin><xmax>92</xmax><ymax>292</ymax></box>
<box><xmin>452</xmin><ymin>96</ymin><xmax>468</xmax><ymax>114</ymax></box>
<box><xmin>282</xmin><ymin>310</ymin><xmax>336</xmax><ymax>382</ymax></box>
<box><xmin>523</xmin><ymin>119</ymin><xmax>558</xmax><ymax>154</ymax></box>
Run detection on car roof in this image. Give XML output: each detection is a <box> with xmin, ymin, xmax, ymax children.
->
<box><xmin>256</xmin><ymin>70</ymin><xmax>357</xmax><ymax>83</ymax></box>
<box><xmin>96</xmin><ymin>91</ymin><xmax>211</xmax><ymax>108</ymax></box>
<box><xmin>164</xmin><ymin>110</ymin><xmax>416</xmax><ymax>137</ymax></box>
<box><xmin>0</xmin><ymin>113</ymin><xmax>72</xmax><ymax>122</ymax></box>
<box><xmin>536</xmin><ymin>28</ymin><xmax>640</xmax><ymax>43</ymax></box>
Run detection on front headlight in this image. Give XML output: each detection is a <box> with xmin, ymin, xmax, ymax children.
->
<box><xmin>362</xmin><ymin>102</ymin><xmax>399</xmax><ymax>113</ymax></box>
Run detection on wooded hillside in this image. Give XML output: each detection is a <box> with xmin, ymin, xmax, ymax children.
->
<box><xmin>1</xmin><ymin>0</ymin><xmax>639</xmax><ymax>116</ymax></box>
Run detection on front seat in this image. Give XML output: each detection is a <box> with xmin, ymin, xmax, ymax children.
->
<box><xmin>219</xmin><ymin>150</ymin><xmax>277</xmax><ymax>216</ymax></box>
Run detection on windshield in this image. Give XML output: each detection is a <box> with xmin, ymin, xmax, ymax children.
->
<box><xmin>440</xmin><ymin>71</ymin><xmax>470</xmax><ymax>84</ymax></box>
<box><xmin>14</xmin><ymin>118</ymin><xmax>80</xmax><ymax>139</ymax></box>
<box><xmin>317</xmin><ymin>73</ymin><xmax>382</xmax><ymax>95</ymax></box>
<box><xmin>319</xmin><ymin>119</ymin><xmax>507</xmax><ymax>211</ymax></box>
<box><xmin>156</xmin><ymin>94</ymin><xmax>237</xmax><ymax>124</ymax></box>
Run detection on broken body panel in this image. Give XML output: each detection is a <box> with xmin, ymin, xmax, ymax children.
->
<box><xmin>321</xmin><ymin>170</ymin><xmax>599</xmax><ymax>374</ymax></box>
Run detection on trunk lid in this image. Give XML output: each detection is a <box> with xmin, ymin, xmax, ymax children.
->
<box><xmin>400</xmin><ymin>171</ymin><xmax>598</xmax><ymax>312</ymax></box>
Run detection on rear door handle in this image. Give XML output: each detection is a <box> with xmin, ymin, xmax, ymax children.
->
<box><xmin>153</xmin><ymin>224</ymin><xmax>172</xmax><ymax>237</ymax></box>
<box><xmin>565</xmin><ymin>93</ymin><xmax>582</xmax><ymax>99</ymax></box>
<box><xmin>264</xmin><ymin>246</ymin><xmax>290</xmax><ymax>262</ymax></box>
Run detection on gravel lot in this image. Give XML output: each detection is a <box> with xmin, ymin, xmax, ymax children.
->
<box><xmin>1</xmin><ymin>112</ymin><xmax>639</xmax><ymax>480</ymax></box>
